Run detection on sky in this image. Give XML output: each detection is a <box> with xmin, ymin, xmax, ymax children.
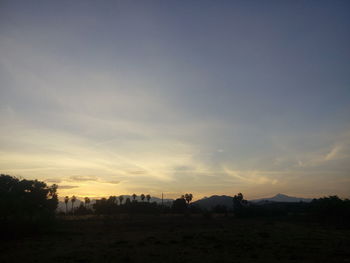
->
<box><xmin>0</xmin><ymin>0</ymin><xmax>350</xmax><ymax>200</ymax></box>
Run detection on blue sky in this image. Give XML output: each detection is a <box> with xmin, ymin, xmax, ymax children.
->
<box><xmin>1</xmin><ymin>1</ymin><xmax>349</xmax><ymax>199</ymax></box>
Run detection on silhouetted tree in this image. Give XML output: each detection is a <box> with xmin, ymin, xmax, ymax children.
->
<box><xmin>64</xmin><ymin>196</ymin><xmax>69</xmax><ymax>215</ymax></box>
<box><xmin>84</xmin><ymin>197</ymin><xmax>90</xmax><ymax>209</ymax></box>
<box><xmin>146</xmin><ymin>194</ymin><xmax>151</xmax><ymax>202</ymax></box>
<box><xmin>233</xmin><ymin>193</ymin><xmax>243</xmax><ymax>208</ymax></box>
<box><xmin>132</xmin><ymin>193</ymin><xmax>137</xmax><ymax>202</ymax></box>
<box><xmin>108</xmin><ymin>196</ymin><xmax>117</xmax><ymax>204</ymax></box>
<box><xmin>184</xmin><ymin>193</ymin><xmax>193</xmax><ymax>204</ymax></box>
<box><xmin>172</xmin><ymin>196</ymin><xmax>187</xmax><ymax>213</ymax></box>
<box><xmin>76</xmin><ymin>203</ymin><xmax>90</xmax><ymax>215</ymax></box>
<box><xmin>71</xmin><ymin>195</ymin><xmax>77</xmax><ymax>215</ymax></box>
<box><xmin>310</xmin><ymin>195</ymin><xmax>350</xmax><ymax>221</ymax></box>
<box><xmin>93</xmin><ymin>198</ymin><xmax>107</xmax><ymax>215</ymax></box>
<box><xmin>119</xmin><ymin>195</ymin><xmax>124</xmax><ymax>205</ymax></box>
<box><xmin>107</xmin><ymin>196</ymin><xmax>117</xmax><ymax>213</ymax></box>
<box><xmin>0</xmin><ymin>174</ymin><xmax>58</xmax><ymax>223</ymax></box>
<box><xmin>141</xmin><ymin>194</ymin><xmax>145</xmax><ymax>202</ymax></box>
<box><xmin>233</xmin><ymin>193</ymin><xmax>248</xmax><ymax>216</ymax></box>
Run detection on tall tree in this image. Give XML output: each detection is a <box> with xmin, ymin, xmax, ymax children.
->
<box><xmin>64</xmin><ymin>196</ymin><xmax>69</xmax><ymax>215</ymax></box>
<box><xmin>233</xmin><ymin>192</ymin><xmax>247</xmax><ymax>214</ymax></box>
<box><xmin>119</xmin><ymin>195</ymin><xmax>124</xmax><ymax>205</ymax></box>
<box><xmin>132</xmin><ymin>193</ymin><xmax>137</xmax><ymax>202</ymax></box>
<box><xmin>184</xmin><ymin>193</ymin><xmax>193</xmax><ymax>204</ymax></box>
<box><xmin>71</xmin><ymin>195</ymin><xmax>77</xmax><ymax>215</ymax></box>
<box><xmin>140</xmin><ymin>194</ymin><xmax>145</xmax><ymax>202</ymax></box>
<box><xmin>84</xmin><ymin>197</ymin><xmax>90</xmax><ymax>209</ymax></box>
<box><xmin>146</xmin><ymin>194</ymin><xmax>151</xmax><ymax>202</ymax></box>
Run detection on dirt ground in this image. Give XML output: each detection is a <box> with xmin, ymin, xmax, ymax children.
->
<box><xmin>1</xmin><ymin>215</ymin><xmax>349</xmax><ymax>263</ymax></box>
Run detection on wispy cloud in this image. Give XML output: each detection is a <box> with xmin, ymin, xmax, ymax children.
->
<box><xmin>128</xmin><ymin>170</ymin><xmax>147</xmax><ymax>175</ymax></box>
<box><xmin>45</xmin><ymin>178</ymin><xmax>62</xmax><ymax>183</ymax></box>
<box><xmin>106</xmin><ymin>180</ymin><xmax>120</xmax><ymax>185</ymax></box>
<box><xmin>325</xmin><ymin>145</ymin><xmax>346</xmax><ymax>161</ymax></box>
<box><xmin>69</xmin><ymin>175</ymin><xmax>99</xmax><ymax>182</ymax></box>
<box><xmin>223</xmin><ymin>167</ymin><xmax>278</xmax><ymax>185</ymax></box>
<box><xmin>58</xmin><ymin>185</ymin><xmax>79</xmax><ymax>189</ymax></box>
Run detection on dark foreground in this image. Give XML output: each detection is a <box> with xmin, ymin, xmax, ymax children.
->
<box><xmin>1</xmin><ymin>215</ymin><xmax>350</xmax><ymax>263</ymax></box>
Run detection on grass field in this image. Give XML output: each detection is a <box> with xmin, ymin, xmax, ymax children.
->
<box><xmin>1</xmin><ymin>215</ymin><xmax>349</xmax><ymax>263</ymax></box>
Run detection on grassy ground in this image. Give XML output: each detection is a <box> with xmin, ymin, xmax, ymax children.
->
<box><xmin>1</xmin><ymin>215</ymin><xmax>349</xmax><ymax>263</ymax></box>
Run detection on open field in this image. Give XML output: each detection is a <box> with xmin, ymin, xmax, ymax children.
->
<box><xmin>1</xmin><ymin>215</ymin><xmax>350</xmax><ymax>263</ymax></box>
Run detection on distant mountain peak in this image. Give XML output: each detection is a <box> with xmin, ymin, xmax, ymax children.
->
<box><xmin>274</xmin><ymin>193</ymin><xmax>288</xmax><ymax>198</ymax></box>
<box><xmin>251</xmin><ymin>193</ymin><xmax>312</xmax><ymax>203</ymax></box>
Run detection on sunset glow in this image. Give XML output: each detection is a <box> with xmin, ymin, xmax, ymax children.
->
<box><xmin>1</xmin><ymin>1</ymin><xmax>349</xmax><ymax>200</ymax></box>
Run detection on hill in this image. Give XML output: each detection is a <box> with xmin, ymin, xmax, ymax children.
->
<box><xmin>250</xmin><ymin>193</ymin><xmax>312</xmax><ymax>204</ymax></box>
<box><xmin>192</xmin><ymin>195</ymin><xmax>234</xmax><ymax>210</ymax></box>
<box><xmin>192</xmin><ymin>193</ymin><xmax>312</xmax><ymax>210</ymax></box>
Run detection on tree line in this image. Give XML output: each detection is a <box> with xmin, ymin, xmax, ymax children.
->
<box><xmin>1</xmin><ymin>174</ymin><xmax>350</xmax><ymax>225</ymax></box>
<box><xmin>63</xmin><ymin>193</ymin><xmax>156</xmax><ymax>215</ymax></box>
<box><xmin>60</xmin><ymin>193</ymin><xmax>194</xmax><ymax>215</ymax></box>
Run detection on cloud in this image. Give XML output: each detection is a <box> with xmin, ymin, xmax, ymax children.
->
<box><xmin>67</xmin><ymin>175</ymin><xmax>120</xmax><ymax>185</ymax></box>
<box><xmin>295</xmin><ymin>140</ymin><xmax>350</xmax><ymax>169</ymax></box>
<box><xmin>172</xmin><ymin>165</ymin><xmax>193</xmax><ymax>172</ymax></box>
<box><xmin>128</xmin><ymin>170</ymin><xmax>147</xmax><ymax>175</ymax></box>
<box><xmin>45</xmin><ymin>178</ymin><xmax>62</xmax><ymax>183</ymax></box>
<box><xmin>325</xmin><ymin>145</ymin><xmax>345</xmax><ymax>161</ymax></box>
<box><xmin>223</xmin><ymin>167</ymin><xmax>278</xmax><ymax>185</ymax></box>
<box><xmin>69</xmin><ymin>175</ymin><xmax>99</xmax><ymax>182</ymax></box>
<box><xmin>106</xmin><ymin>180</ymin><xmax>120</xmax><ymax>185</ymax></box>
<box><xmin>58</xmin><ymin>185</ymin><xmax>79</xmax><ymax>189</ymax></box>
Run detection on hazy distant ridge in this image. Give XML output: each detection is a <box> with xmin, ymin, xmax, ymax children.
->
<box><xmin>250</xmin><ymin>193</ymin><xmax>312</xmax><ymax>203</ymax></box>
<box><xmin>192</xmin><ymin>193</ymin><xmax>313</xmax><ymax>210</ymax></box>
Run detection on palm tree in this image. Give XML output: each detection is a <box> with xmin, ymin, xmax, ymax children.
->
<box><xmin>84</xmin><ymin>197</ymin><xmax>90</xmax><ymax>209</ymax></box>
<box><xmin>146</xmin><ymin>194</ymin><xmax>151</xmax><ymax>202</ymax></box>
<box><xmin>140</xmin><ymin>194</ymin><xmax>145</xmax><ymax>202</ymax></box>
<box><xmin>132</xmin><ymin>193</ymin><xmax>137</xmax><ymax>202</ymax></box>
<box><xmin>64</xmin><ymin>196</ymin><xmax>69</xmax><ymax>215</ymax></box>
<box><xmin>71</xmin><ymin>195</ymin><xmax>77</xmax><ymax>215</ymax></box>
<box><xmin>184</xmin><ymin>193</ymin><xmax>193</xmax><ymax>204</ymax></box>
<box><xmin>119</xmin><ymin>195</ymin><xmax>124</xmax><ymax>205</ymax></box>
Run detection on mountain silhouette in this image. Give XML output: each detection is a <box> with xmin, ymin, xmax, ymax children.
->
<box><xmin>192</xmin><ymin>195</ymin><xmax>234</xmax><ymax>210</ymax></box>
<box><xmin>250</xmin><ymin>193</ymin><xmax>312</xmax><ymax>203</ymax></box>
<box><xmin>192</xmin><ymin>193</ymin><xmax>312</xmax><ymax>210</ymax></box>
